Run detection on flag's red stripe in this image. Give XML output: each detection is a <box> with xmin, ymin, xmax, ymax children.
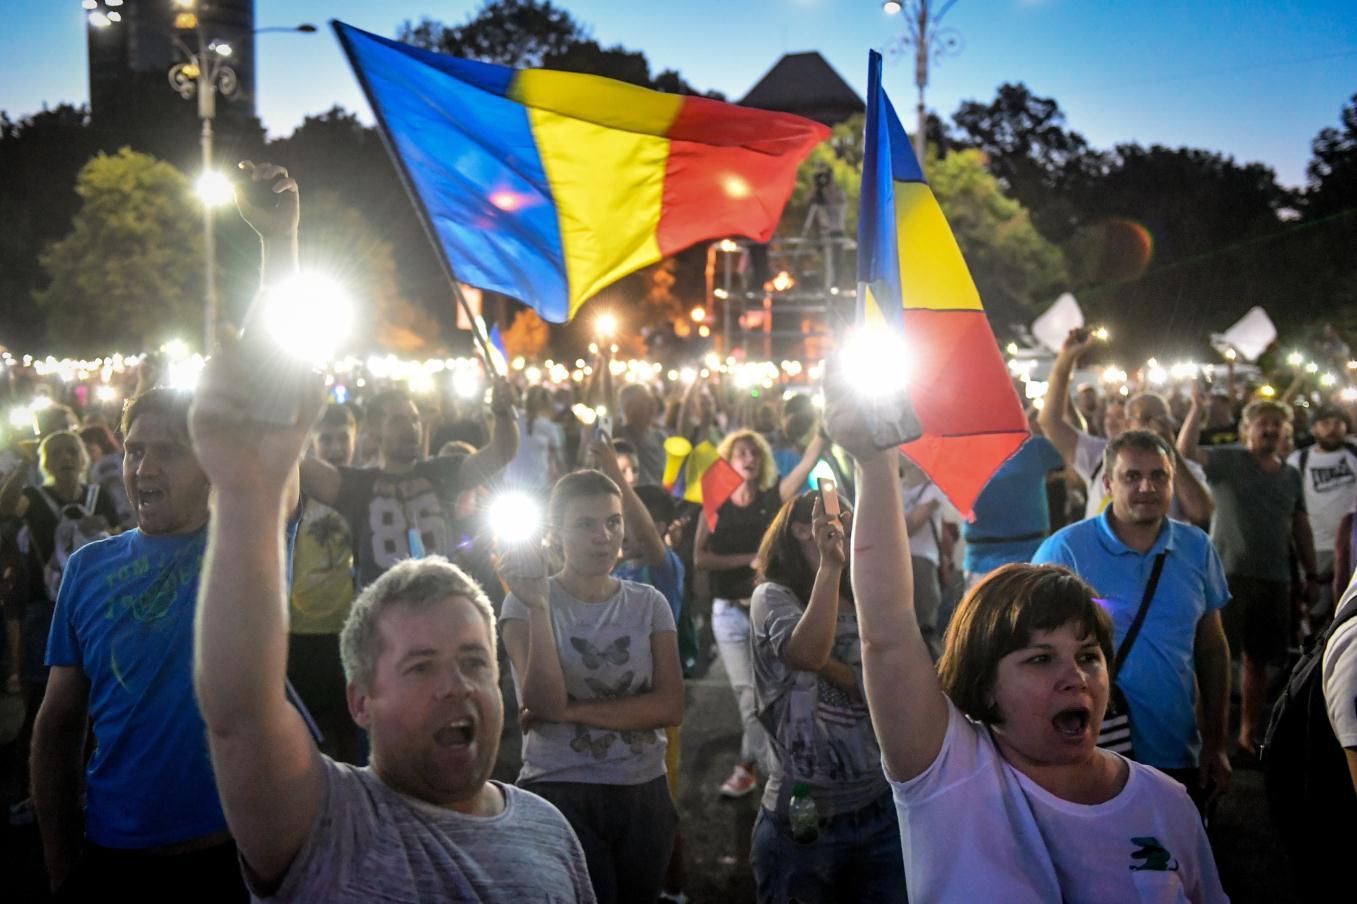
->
<box><xmin>902</xmin><ymin>432</ymin><xmax>1029</xmax><ymax>516</ymax></box>
<box><xmin>656</xmin><ymin>98</ymin><xmax>830</xmax><ymax>256</ymax></box>
<box><xmin>903</xmin><ymin>309</ymin><xmax>1028</xmax><ymax>435</ymax></box>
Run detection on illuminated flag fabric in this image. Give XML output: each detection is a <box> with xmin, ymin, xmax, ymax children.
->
<box><xmin>334</xmin><ymin>21</ymin><xmax>829</xmax><ymax>322</ymax></box>
<box><xmin>700</xmin><ymin>458</ymin><xmax>745</xmax><ymax>530</ymax></box>
<box><xmin>857</xmin><ymin>50</ymin><xmax>1028</xmax><ymax>517</ymax></box>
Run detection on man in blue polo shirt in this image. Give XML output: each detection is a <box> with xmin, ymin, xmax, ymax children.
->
<box><xmin>1033</xmin><ymin>429</ymin><xmax>1232</xmax><ymax>811</ymax></box>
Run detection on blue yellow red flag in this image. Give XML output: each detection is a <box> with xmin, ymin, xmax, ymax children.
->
<box><xmin>333</xmin><ymin>21</ymin><xmax>828</xmax><ymax>323</ymax></box>
<box><xmin>856</xmin><ymin>51</ymin><xmax>1028</xmax><ymax>516</ymax></box>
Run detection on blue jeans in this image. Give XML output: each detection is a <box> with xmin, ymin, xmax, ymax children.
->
<box><xmin>750</xmin><ymin>791</ymin><xmax>907</xmax><ymax>903</ymax></box>
<box><xmin>712</xmin><ymin>598</ymin><xmax>769</xmax><ymax>768</ymax></box>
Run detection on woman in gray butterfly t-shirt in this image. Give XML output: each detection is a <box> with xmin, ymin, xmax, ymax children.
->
<box><xmin>500</xmin><ymin>469</ymin><xmax>684</xmax><ymax>904</ymax></box>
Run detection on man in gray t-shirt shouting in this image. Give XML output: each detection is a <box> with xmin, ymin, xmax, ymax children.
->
<box><xmin>188</xmin><ymin>164</ymin><xmax>594</xmax><ymax>904</ymax></box>
<box><xmin>1180</xmin><ymin>396</ymin><xmax>1317</xmax><ymax>756</ymax></box>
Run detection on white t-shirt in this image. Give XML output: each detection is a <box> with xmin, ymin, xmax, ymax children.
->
<box><xmin>1323</xmin><ymin>603</ymin><xmax>1357</xmax><ymax>749</ymax></box>
<box><xmin>891</xmin><ymin>699</ymin><xmax>1227</xmax><ymax>903</ymax></box>
<box><xmin>1287</xmin><ymin>445</ymin><xmax>1357</xmax><ymax>558</ymax></box>
<box><xmin>504</xmin><ymin>415</ymin><xmax>563</xmax><ymax>493</ymax></box>
<box><xmin>1075</xmin><ymin>432</ymin><xmax>1211</xmax><ymax>523</ymax></box>
<box><xmin>902</xmin><ymin>481</ymin><xmax>944</xmax><ymax>565</ymax></box>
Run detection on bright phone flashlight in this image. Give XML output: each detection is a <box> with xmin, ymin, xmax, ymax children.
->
<box><xmin>488</xmin><ymin>491</ymin><xmax>542</xmax><ymax>544</ymax></box>
<box><xmin>837</xmin><ymin>328</ymin><xmax>913</xmax><ymax>399</ymax></box>
<box><xmin>259</xmin><ymin>273</ymin><xmax>353</xmax><ymax>361</ymax></box>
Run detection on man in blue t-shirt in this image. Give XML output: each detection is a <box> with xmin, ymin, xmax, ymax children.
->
<box><xmin>31</xmin><ymin>388</ymin><xmax>253</xmax><ymax>899</ymax></box>
<box><xmin>30</xmin><ymin>161</ymin><xmax>303</xmax><ymax>901</ymax></box>
<box><xmin>1033</xmin><ymin>430</ymin><xmax>1232</xmax><ymax>810</ymax></box>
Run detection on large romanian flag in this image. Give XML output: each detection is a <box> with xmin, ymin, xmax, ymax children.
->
<box><xmin>334</xmin><ymin>22</ymin><xmax>829</xmax><ymax>322</ymax></box>
<box><xmin>858</xmin><ymin>51</ymin><xmax>1028</xmax><ymax>516</ymax></box>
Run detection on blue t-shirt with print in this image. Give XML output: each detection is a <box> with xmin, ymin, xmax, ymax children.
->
<box><xmin>963</xmin><ymin>436</ymin><xmax>1064</xmax><ymax>575</ymax></box>
<box><xmin>46</xmin><ymin>527</ymin><xmax>224</xmax><ymax>848</ymax></box>
<box><xmin>1032</xmin><ymin>513</ymin><xmax>1231</xmax><ymax>769</ymax></box>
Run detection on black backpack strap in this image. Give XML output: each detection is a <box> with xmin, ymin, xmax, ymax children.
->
<box><xmin>1112</xmin><ymin>551</ymin><xmax>1167</xmax><ymax>679</ymax></box>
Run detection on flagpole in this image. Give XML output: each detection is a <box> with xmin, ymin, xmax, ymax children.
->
<box><xmin>449</xmin><ymin>279</ymin><xmax>500</xmax><ymax>374</ymax></box>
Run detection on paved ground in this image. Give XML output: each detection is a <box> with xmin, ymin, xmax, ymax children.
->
<box><xmin>3</xmin><ymin>655</ymin><xmax>1298</xmax><ymax>902</ymax></box>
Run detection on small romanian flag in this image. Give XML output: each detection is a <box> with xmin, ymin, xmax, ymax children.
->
<box><xmin>334</xmin><ymin>22</ymin><xmax>829</xmax><ymax>322</ymax></box>
<box><xmin>857</xmin><ymin>51</ymin><xmax>1028</xmax><ymax>517</ymax></box>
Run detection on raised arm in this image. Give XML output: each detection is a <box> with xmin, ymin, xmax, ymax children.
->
<box><xmin>1147</xmin><ymin>414</ymin><xmax>1214</xmax><ymax>525</ymax></box>
<box><xmin>1038</xmin><ymin>329</ymin><xmax>1097</xmax><ymax>466</ymax></box>
<box><xmin>298</xmin><ymin>457</ymin><xmax>341</xmax><ymax>508</ymax></box>
<box><xmin>1177</xmin><ymin>380</ymin><xmax>1210</xmax><ymax>466</ymax></box>
<box><xmin>190</xmin><ymin>341</ymin><xmax>327</xmax><ymax>889</ymax></box>
<box><xmin>591</xmin><ymin>437</ymin><xmax>666</xmax><ymax>568</ymax></box>
<box><xmin>828</xmin><ymin>391</ymin><xmax>948</xmax><ymax>782</ymax></box>
<box><xmin>190</xmin><ymin>166</ymin><xmax>327</xmax><ymax>889</ymax></box>
<box><xmin>782</xmin><ymin>495</ymin><xmax>847</xmax><ymax>672</ymax></box>
<box><xmin>461</xmin><ymin>376</ymin><xmax>520</xmax><ymax>487</ymax></box>
<box><xmin>779</xmin><ymin>431</ymin><xmax>827</xmax><ymax>501</ymax></box>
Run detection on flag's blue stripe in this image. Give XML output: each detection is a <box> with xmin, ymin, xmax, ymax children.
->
<box><xmin>884</xmin><ymin>94</ymin><xmax>924</xmax><ymax>184</ymax></box>
<box><xmin>857</xmin><ymin>51</ymin><xmax>904</xmax><ymax>325</ymax></box>
<box><xmin>337</xmin><ymin>23</ymin><xmax>516</xmax><ymax>98</ymax></box>
<box><xmin>336</xmin><ymin>22</ymin><xmax>571</xmax><ymax>321</ymax></box>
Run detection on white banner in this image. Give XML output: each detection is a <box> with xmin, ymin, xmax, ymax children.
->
<box><xmin>1211</xmin><ymin>307</ymin><xmax>1276</xmax><ymax>362</ymax></box>
<box><xmin>1031</xmin><ymin>293</ymin><xmax>1084</xmax><ymax>353</ymax></box>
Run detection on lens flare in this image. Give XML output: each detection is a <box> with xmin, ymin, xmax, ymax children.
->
<box><xmin>837</xmin><ymin>328</ymin><xmax>913</xmax><ymax>400</ymax></box>
<box><xmin>489</xmin><ymin>492</ymin><xmax>542</xmax><ymax>544</ymax></box>
<box><xmin>260</xmin><ymin>273</ymin><xmax>353</xmax><ymax>362</ymax></box>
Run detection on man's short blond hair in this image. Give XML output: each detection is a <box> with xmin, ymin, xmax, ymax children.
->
<box><xmin>339</xmin><ymin>556</ymin><xmax>495</xmax><ymax>691</ymax></box>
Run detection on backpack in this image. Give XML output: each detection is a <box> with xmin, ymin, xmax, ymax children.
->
<box><xmin>33</xmin><ymin>485</ymin><xmax>110</xmax><ymax>600</ymax></box>
<box><xmin>1262</xmin><ymin>587</ymin><xmax>1357</xmax><ymax>873</ymax></box>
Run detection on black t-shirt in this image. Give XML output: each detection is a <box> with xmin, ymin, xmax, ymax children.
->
<box><xmin>709</xmin><ymin>486</ymin><xmax>782</xmax><ymax>600</ymax></box>
<box><xmin>333</xmin><ymin>457</ymin><xmax>467</xmax><ymax>589</ymax></box>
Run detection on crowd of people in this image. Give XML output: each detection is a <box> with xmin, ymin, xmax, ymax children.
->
<box><xmin>1</xmin><ymin>165</ymin><xmax>1354</xmax><ymax>903</ymax></box>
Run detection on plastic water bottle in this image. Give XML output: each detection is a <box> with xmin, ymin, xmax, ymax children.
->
<box><xmin>788</xmin><ymin>782</ymin><xmax>819</xmax><ymax>844</ymax></box>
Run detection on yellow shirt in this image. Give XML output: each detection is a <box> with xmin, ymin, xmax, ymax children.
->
<box><xmin>289</xmin><ymin>498</ymin><xmax>356</xmax><ymax>635</ymax></box>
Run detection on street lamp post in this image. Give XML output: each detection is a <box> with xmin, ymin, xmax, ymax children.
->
<box><xmin>883</xmin><ymin>0</ymin><xmax>964</xmax><ymax>166</ymax></box>
<box><xmin>87</xmin><ymin>1</ymin><xmax>314</xmax><ymax>350</ymax></box>
<box><xmin>167</xmin><ymin>7</ymin><xmax>237</xmax><ymax>351</ymax></box>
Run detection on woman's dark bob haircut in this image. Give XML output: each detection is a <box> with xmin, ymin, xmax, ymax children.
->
<box><xmin>937</xmin><ymin>563</ymin><xmax>1113</xmax><ymax>725</ymax></box>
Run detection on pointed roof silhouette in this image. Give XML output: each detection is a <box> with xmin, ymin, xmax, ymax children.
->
<box><xmin>740</xmin><ymin>52</ymin><xmax>865</xmax><ymax>127</ymax></box>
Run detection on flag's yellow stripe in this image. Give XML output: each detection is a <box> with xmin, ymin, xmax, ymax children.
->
<box><xmin>511</xmin><ymin>69</ymin><xmax>685</xmax><ymax>135</ymax></box>
<box><xmin>895</xmin><ymin>182</ymin><xmax>983</xmax><ymax>312</ymax></box>
<box><xmin>527</xmin><ymin>107</ymin><xmax>668</xmax><ymax>318</ymax></box>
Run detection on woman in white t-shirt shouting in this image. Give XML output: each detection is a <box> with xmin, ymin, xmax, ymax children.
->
<box><xmin>499</xmin><ymin>469</ymin><xmax>684</xmax><ymax>904</ymax></box>
<box><xmin>828</xmin><ymin>389</ymin><xmax>1229</xmax><ymax>903</ymax></box>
